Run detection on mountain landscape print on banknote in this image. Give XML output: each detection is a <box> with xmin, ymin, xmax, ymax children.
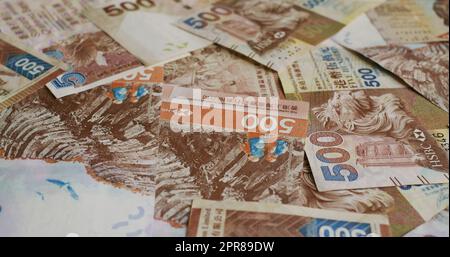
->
<box><xmin>154</xmin><ymin>85</ymin><xmax>309</xmax><ymax>226</ymax></box>
<box><xmin>304</xmin><ymin>88</ymin><xmax>449</xmax><ymax>192</ymax></box>
<box><xmin>359</xmin><ymin>43</ymin><xmax>449</xmax><ymax>112</ymax></box>
<box><xmin>163</xmin><ymin>45</ymin><xmax>280</xmax><ymax>97</ymax></box>
<box><xmin>0</xmin><ymin>0</ymin><xmax>143</xmax><ymax>98</ymax></box>
<box><xmin>177</xmin><ymin>0</ymin><xmax>384</xmax><ymax>71</ymax></box>
<box><xmin>0</xmin><ymin>84</ymin><xmax>162</xmax><ymax>194</ymax></box>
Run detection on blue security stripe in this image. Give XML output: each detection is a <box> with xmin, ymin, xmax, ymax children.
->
<box><xmin>299</xmin><ymin>218</ymin><xmax>372</xmax><ymax>237</ymax></box>
<box><xmin>5</xmin><ymin>53</ymin><xmax>53</xmax><ymax>80</ymax></box>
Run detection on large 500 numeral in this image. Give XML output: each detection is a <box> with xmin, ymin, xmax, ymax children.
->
<box><xmin>310</xmin><ymin>131</ymin><xmax>358</xmax><ymax>182</ymax></box>
<box><xmin>103</xmin><ymin>0</ymin><xmax>154</xmax><ymax>16</ymax></box>
<box><xmin>183</xmin><ymin>6</ymin><xmax>232</xmax><ymax>29</ymax></box>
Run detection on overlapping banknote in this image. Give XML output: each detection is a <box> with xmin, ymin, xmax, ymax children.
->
<box><xmin>334</xmin><ymin>0</ymin><xmax>449</xmax><ymax>112</ymax></box>
<box><xmin>0</xmin><ymin>0</ymin><xmax>449</xmax><ymax>238</ymax></box>
<box><xmin>163</xmin><ymin>44</ymin><xmax>282</xmax><ymax>97</ymax></box>
<box><xmin>278</xmin><ymin>39</ymin><xmax>407</xmax><ymax>99</ymax></box>
<box><xmin>0</xmin><ymin>33</ymin><xmax>65</xmax><ymax>111</ymax></box>
<box><xmin>83</xmin><ymin>0</ymin><xmax>215</xmax><ymax>66</ymax></box>
<box><xmin>175</xmin><ymin>0</ymin><xmax>385</xmax><ymax>71</ymax></box>
<box><xmin>181</xmin><ymin>155</ymin><xmax>449</xmax><ymax>237</ymax></box>
<box><xmin>405</xmin><ymin>208</ymin><xmax>449</xmax><ymax>237</ymax></box>
<box><xmin>155</xmin><ymin>85</ymin><xmax>309</xmax><ymax>227</ymax></box>
<box><xmin>303</xmin><ymin>87</ymin><xmax>449</xmax><ymax>191</ymax></box>
<box><xmin>0</xmin><ymin>0</ymin><xmax>145</xmax><ymax>98</ymax></box>
<box><xmin>187</xmin><ymin>199</ymin><xmax>392</xmax><ymax>237</ymax></box>
<box><xmin>276</xmin><ymin>37</ymin><xmax>450</xmax><ymax>191</ymax></box>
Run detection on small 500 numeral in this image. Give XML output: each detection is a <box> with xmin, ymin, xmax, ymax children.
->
<box><xmin>103</xmin><ymin>0</ymin><xmax>154</xmax><ymax>16</ymax></box>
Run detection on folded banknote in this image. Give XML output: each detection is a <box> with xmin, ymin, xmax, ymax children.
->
<box><xmin>155</xmin><ymin>85</ymin><xmax>309</xmax><ymax>226</ymax></box>
<box><xmin>83</xmin><ymin>0</ymin><xmax>214</xmax><ymax>66</ymax></box>
<box><xmin>0</xmin><ymin>33</ymin><xmax>65</xmax><ymax>111</ymax></box>
<box><xmin>334</xmin><ymin>0</ymin><xmax>449</xmax><ymax>112</ymax></box>
<box><xmin>187</xmin><ymin>199</ymin><xmax>392</xmax><ymax>237</ymax></box>
<box><xmin>176</xmin><ymin>0</ymin><xmax>384</xmax><ymax>71</ymax></box>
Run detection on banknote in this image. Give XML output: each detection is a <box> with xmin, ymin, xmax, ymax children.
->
<box><xmin>303</xmin><ymin>87</ymin><xmax>449</xmax><ymax>191</ymax></box>
<box><xmin>155</xmin><ymin>85</ymin><xmax>309</xmax><ymax>226</ymax></box>
<box><xmin>0</xmin><ymin>33</ymin><xmax>65</xmax><ymax>111</ymax></box>
<box><xmin>296</xmin><ymin>160</ymin><xmax>449</xmax><ymax>237</ymax></box>
<box><xmin>334</xmin><ymin>0</ymin><xmax>449</xmax><ymax>112</ymax></box>
<box><xmin>163</xmin><ymin>45</ymin><xmax>281</xmax><ymax>97</ymax></box>
<box><xmin>278</xmin><ymin>40</ymin><xmax>407</xmax><ymax>100</ymax></box>
<box><xmin>83</xmin><ymin>0</ymin><xmax>215</xmax><ymax>66</ymax></box>
<box><xmin>431</xmin><ymin>129</ymin><xmax>449</xmax><ymax>153</ymax></box>
<box><xmin>107</xmin><ymin>66</ymin><xmax>163</xmax><ymax>104</ymax></box>
<box><xmin>0</xmin><ymin>0</ymin><xmax>144</xmax><ymax>98</ymax></box>
<box><xmin>366</xmin><ymin>0</ymin><xmax>449</xmax><ymax>44</ymax></box>
<box><xmin>176</xmin><ymin>0</ymin><xmax>384</xmax><ymax>71</ymax></box>
<box><xmin>187</xmin><ymin>199</ymin><xmax>391</xmax><ymax>237</ymax></box>
<box><xmin>405</xmin><ymin>208</ymin><xmax>449</xmax><ymax>237</ymax></box>
<box><xmin>0</xmin><ymin>160</ymin><xmax>155</xmax><ymax>237</ymax></box>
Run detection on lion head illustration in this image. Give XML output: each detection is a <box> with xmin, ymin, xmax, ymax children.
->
<box><xmin>313</xmin><ymin>91</ymin><xmax>415</xmax><ymax>140</ymax></box>
<box><xmin>231</xmin><ymin>0</ymin><xmax>309</xmax><ymax>33</ymax></box>
<box><xmin>49</xmin><ymin>32</ymin><xmax>127</xmax><ymax>68</ymax></box>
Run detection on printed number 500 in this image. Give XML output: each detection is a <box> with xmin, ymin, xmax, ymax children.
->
<box><xmin>14</xmin><ymin>58</ymin><xmax>46</xmax><ymax>76</ymax></box>
<box><xmin>103</xmin><ymin>0</ymin><xmax>155</xmax><ymax>16</ymax></box>
<box><xmin>309</xmin><ymin>131</ymin><xmax>358</xmax><ymax>182</ymax></box>
<box><xmin>183</xmin><ymin>6</ymin><xmax>232</xmax><ymax>29</ymax></box>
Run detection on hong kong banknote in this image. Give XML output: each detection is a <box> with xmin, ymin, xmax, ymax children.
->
<box><xmin>278</xmin><ymin>40</ymin><xmax>407</xmax><ymax>100</ymax></box>
<box><xmin>431</xmin><ymin>129</ymin><xmax>449</xmax><ymax>153</ymax></box>
<box><xmin>187</xmin><ymin>199</ymin><xmax>391</xmax><ymax>237</ymax></box>
<box><xmin>334</xmin><ymin>0</ymin><xmax>449</xmax><ymax>112</ymax></box>
<box><xmin>405</xmin><ymin>208</ymin><xmax>449</xmax><ymax>237</ymax></box>
<box><xmin>83</xmin><ymin>0</ymin><xmax>215</xmax><ymax>66</ymax></box>
<box><xmin>299</xmin><ymin>160</ymin><xmax>449</xmax><ymax>237</ymax></box>
<box><xmin>163</xmin><ymin>45</ymin><xmax>281</xmax><ymax>97</ymax></box>
<box><xmin>176</xmin><ymin>0</ymin><xmax>384</xmax><ymax>71</ymax></box>
<box><xmin>303</xmin><ymin>87</ymin><xmax>449</xmax><ymax>191</ymax></box>
<box><xmin>0</xmin><ymin>0</ymin><xmax>145</xmax><ymax>98</ymax></box>
<box><xmin>0</xmin><ymin>160</ymin><xmax>156</xmax><ymax>237</ymax></box>
<box><xmin>185</xmin><ymin>156</ymin><xmax>448</xmax><ymax>237</ymax></box>
<box><xmin>155</xmin><ymin>85</ymin><xmax>309</xmax><ymax>227</ymax></box>
<box><xmin>0</xmin><ymin>33</ymin><xmax>65</xmax><ymax>111</ymax></box>
<box><xmin>0</xmin><ymin>64</ymin><xmax>278</xmax><ymax>237</ymax></box>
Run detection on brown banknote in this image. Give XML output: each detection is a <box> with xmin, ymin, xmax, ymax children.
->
<box><xmin>188</xmin><ymin>157</ymin><xmax>449</xmax><ymax>237</ymax></box>
<box><xmin>163</xmin><ymin>45</ymin><xmax>281</xmax><ymax>97</ymax></box>
<box><xmin>187</xmin><ymin>199</ymin><xmax>392</xmax><ymax>237</ymax></box>
<box><xmin>176</xmin><ymin>0</ymin><xmax>384</xmax><ymax>71</ymax></box>
<box><xmin>0</xmin><ymin>33</ymin><xmax>66</xmax><ymax>111</ymax></box>
<box><xmin>155</xmin><ymin>85</ymin><xmax>309</xmax><ymax>226</ymax></box>
<box><xmin>358</xmin><ymin>43</ymin><xmax>449</xmax><ymax>112</ymax></box>
<box><xmin>334</xmin><ymin>0</ymin><xmax>449</xmax><ymax>112</ymax></box>
<box><xmin>0</xmin><ymin>73</ymin><xmax>164</xmax><ymax>194</ymax></box>
<box><xmin>0</xmin><ymin>0</ymin><xmax>144</xmax><ymax>98</ymax></box>
<box><xmin>303</xmin><ymin>87</ymin><xmax>449</xmax><ymax>191</ymax></box>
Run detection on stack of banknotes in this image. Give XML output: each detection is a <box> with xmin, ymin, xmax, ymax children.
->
<box><xmin>0</xmin><ymin>0</ymin><xmax>448</xmax><ymax>237</ymax></box>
